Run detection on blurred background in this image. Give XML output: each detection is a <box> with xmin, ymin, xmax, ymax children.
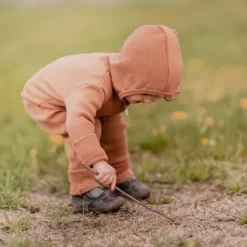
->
<box><xmin>1</xmin><ymin>0</ymin><xmax>247</xmax><ymax>205</ymax></box>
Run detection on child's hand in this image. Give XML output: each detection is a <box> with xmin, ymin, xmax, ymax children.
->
<box><xmin>93</xmin><ymin>161</ymin><xmax>116</xmax><ymax>191</ymax></box>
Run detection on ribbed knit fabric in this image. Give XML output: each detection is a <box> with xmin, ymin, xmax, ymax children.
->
<box><xmin>21</xmin><ymin>25</ymin><xmax>183</xmax><ymax>195</ymax></box>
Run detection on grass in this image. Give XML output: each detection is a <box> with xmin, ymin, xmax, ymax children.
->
<box><xmin>222</xmin><ymin>170</ymin><xmax>247</xmax><ymax>194</ymax></box>
<box><xmin>43</xmin><ymin>202</ymin><xmax>105</xmax><ymax>228</ymax></box>
<box><xmin>147</xmin><ymin>193</ymin><xmax>173</xmax><ymax>205</ymax></box>
<box><xmin>1</xmin><ymin>213</ymin><xmax>29</xmax><ymax>233</ymax></box>
<box><xmin>45</xmin><ymin>204</ymin><xmax>71</xmax><ymax>221</ymax></box>
<box><xmin>6</xmin><ymin>236</ymin><xmax>32</xmax><ymax>247</ymax></box>
<box><xmin>5</xmin><ymin>236</ymin><xmax>55</xmax><ymax>247</ymax></box>
<box><xmin>5</xmin><ymin>235</ymin><xmax>201</xmax><ymax>247</ymax></box>
<box><xmin>237</xmin><ymin>209</ymin><xmax>247</xmax><ymax>225</ymax></box>
<box><xmin>44</xmin><ymin>203</ymin><xmax>73</xmax><ymax>228</ymax></box>
<box><xmin>176</xmin><ymin>240</ymin><xmax>200</xmax><ymax>247</ymax></box>
<box><xmin>82</xmin><ymin>216</ymin><xmax>105</xmax><ymax>228</ymax></box>
<box><xmin>0</xmin><ymin>0</ymin><xmax>247</xmax><ymax>211</ymax></box>
<box><xmin>152</xmin><ymin>237</ymin><xmax>201</xmax><ymax>247</ymax></box>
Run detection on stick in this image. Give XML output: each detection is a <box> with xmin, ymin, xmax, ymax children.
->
<box><xmin>83</xmin><ymin>164</ymin><xmax>174</xmax><ymax>221</ymax></box>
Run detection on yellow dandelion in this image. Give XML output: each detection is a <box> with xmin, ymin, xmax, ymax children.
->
<box><xmin>171</xmin><ymin>111</ymin><xmax>188</xmax><ymax>121</ymax></box>
<box><xmin>204</xmin><ymin>116</ymin><xmax>215</xmax><ymax>126</ymax></box>
<box><xmin>200</xmin><ymin>138</ymin><xmax>209</xmax><ymax>145</ymax></box>
<box><xmin>152</xmin><ymin>128</ymin><xmax>159</xmax><ymax>136</ymax></box>
<box><xmin>29</xmin><ymin>148</ymin><xmax>38</xmax><ymax>157</ymax></box>
<box><xmin>49</xmin><ymin>135</ymin><xmax>64</xmax><ymax>146</ymax></box>
<box><xmin>240</xmin><ymin>98</ymin><xmax>247</xmax><ymax>110</ymax></box>
<box><xmin>159</xmin><ymin>125</ymin><xmax>167</xmax><ymax>133</ymax></box>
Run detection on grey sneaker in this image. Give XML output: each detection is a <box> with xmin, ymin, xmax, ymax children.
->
<box><xmin>117</xmin><ymin>177</ymin><xmax>151</xmax><ymax>200</ymax></box>
<box><xmin>72</xmin><ymin>188</ymin><xmax>124</xmax><ymax>213</ymax></box>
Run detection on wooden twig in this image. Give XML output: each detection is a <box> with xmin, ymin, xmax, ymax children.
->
<box><xmin>83</xmin><ymin>164</ymin><xmax>174</xmax><ymax>221</ymax></box>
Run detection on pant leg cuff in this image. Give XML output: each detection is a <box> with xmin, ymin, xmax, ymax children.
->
<box><xmin>69</xmin><ymin>169</ymin><xmax>99</xmax><ymax>195</ymax></box>
<box><xmin>116</xmin><ymin>169</ymin><xmax>134</xmax><ymax>184</ymax></box>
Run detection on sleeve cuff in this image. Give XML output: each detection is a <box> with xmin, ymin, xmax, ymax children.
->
<box><xmin>73</xmin><ymin>133</ymin><xmax>108</xmax><ymax>166</ymax></box>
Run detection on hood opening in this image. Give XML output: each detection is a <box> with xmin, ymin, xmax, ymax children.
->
<box><xmin>109</xmin><ymin>25</ymin><xmax>183</xmax><ymax>101</ymax></box>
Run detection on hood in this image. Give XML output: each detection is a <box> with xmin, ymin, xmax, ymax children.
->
<box><xmin>109</xmin><ymin>25</ymin><xmax>183</xmax><ymax>101</ymax></box>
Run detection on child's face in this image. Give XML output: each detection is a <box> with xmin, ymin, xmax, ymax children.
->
<box><xmin>125</xmin><ymin>94</ymin><xmax>161</xmax><ymax>104</ymax></box>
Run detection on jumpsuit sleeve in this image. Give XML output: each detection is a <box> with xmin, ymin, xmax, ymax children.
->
<box><xmin>65</xmin><ymin>83</ymin><xmax>108</xmax><ymax>166</ymax></box>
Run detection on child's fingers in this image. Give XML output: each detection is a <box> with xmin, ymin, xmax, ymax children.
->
<box><xmin>95</xmin><ymin>173</ymin><xmax>106</xmax><ymax>181</ymax></box>
<box><xmin>99</xmin><ymin>174</ymin><xmax>112</xmax><ymax>185</ymax></box>
<box><xmin>96</xmin><ymin>172</ymin><xmax>111</xmax><ymax>182</ymax></box>
<box><xmin>110</xmin><ymin>175</ymin><xmax>116</xmax><ymax>191</ymax></box>
<box><xmin>104</xmin><ymin>175</ymin><xmax>114</xmax><ymax>187</ymax></box>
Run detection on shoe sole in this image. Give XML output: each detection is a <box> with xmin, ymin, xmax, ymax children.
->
<box><xmin>117</xmin><ymin>191</ymin><xmax>151</xmax><ymax>201</ymax></box>
<box><xmin>73</xmin><ymin>198</ymin><xmax>124</xmax><ymax>214</ymax></box>
<box><xmin>90</xmin><ymin>199</ymin><xmax>124</xmax><ymax>214</ymax></box>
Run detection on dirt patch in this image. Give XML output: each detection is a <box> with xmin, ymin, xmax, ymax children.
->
<box><xmin>1</xmin><ymin>183</ymin><xmax>247</xmax><ymax>247</ymax></box>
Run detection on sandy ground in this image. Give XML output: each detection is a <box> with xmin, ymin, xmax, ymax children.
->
<box><xmin>1</xmin><ymin>182</ymin><xmax>247</xmax><ymax>247</ymax></box>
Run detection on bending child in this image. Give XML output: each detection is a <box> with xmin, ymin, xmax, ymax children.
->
<box><xmin>21</xmin><ymin>25</ymin><xmax>183</xmax><ymax>213</ymax></box>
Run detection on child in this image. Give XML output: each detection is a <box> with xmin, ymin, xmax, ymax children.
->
<box><xmin>21</xmin><ymin>25</ymin><xmax>182</xmax><ymax>213</ymax></box>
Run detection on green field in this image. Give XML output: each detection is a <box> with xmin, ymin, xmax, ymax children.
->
<box><xmin>1</xmin><ymin>0</ymin><xmax>247</xmax><ymax>246</ymax></box>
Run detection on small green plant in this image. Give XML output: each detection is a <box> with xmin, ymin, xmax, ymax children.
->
<box><xmin>180</xmin><ymin>159</ymin><xmax>214</xmax><ymax>183</ymax></box>
<box><xmin>2</xmin><ymin>212</ymin><xmax>29</xmax><ymax>233</ymax></box>
<box><xmin>178</xmin><ymin>240</ymin><xmax>201</xmax><ymax>247</ymax></box>
<box><xmin>83</xmin><ymin>217</ymin><xmax>105</xmax><ymax>228</ymax></box>
<box><xmin>0</xmin><ymin>186</ymin><xmax>25</xmax><ymax>210</ymax></box>
<box><xmin>45</xmin><ymin>204</ymin><xmax>71</xmax><ymax>221</ymax></box>
<box><xmin>237</xmin><ymin>208</ymin><xmax>247</xmax><ymax>225</ymax></box>
<box><xmin>6</xmin><ymin>236</ymin><xmax>57</xmax><ymax>247</ymax></box>
<box><xmin>6</xmin><ymin>236</ymin><xmax>32</xmax><ymax>247</ymax></box>
<box><xmin>222</xmin><ymin>171</ymin><xmax>247</xmax><ymax>194</ymax></box>
<box><xmin>18</xmin><ymin>199</ymin><xmax>40</xmax><ymax>214</ymax></box>
<box><xmin>152</xmin><ymin>237</ymin><xmax>200</xmax><ymax>247</ymax></box>
<box><xmin>147</xmin><ymin>193</ymin><xmax>173</xmax><ymax>205</ymax></box>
